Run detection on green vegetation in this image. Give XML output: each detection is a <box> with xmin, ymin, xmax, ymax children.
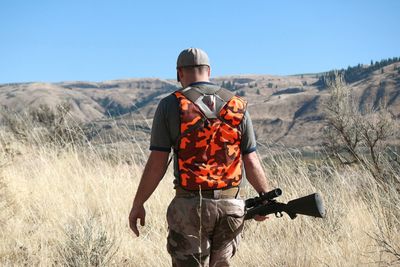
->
<box><xmin>221</xmin><ymin>80</ymin><xmax>237</xmax><ymax>91</ymax></box>
<box><xmin>237</xmin><ymin>90</ymin><xmax>246</xmax><ymax>97</ymax></box>
<box><xmin>317</xmin><ymin>57</ymin><xmax>400</xmax><ymax>88</ymax></box>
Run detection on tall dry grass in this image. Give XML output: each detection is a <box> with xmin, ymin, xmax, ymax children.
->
<box><xmin>0</xmin><ymin>121</ymin><xmax>399</xmax><ymax>266</ymax></box>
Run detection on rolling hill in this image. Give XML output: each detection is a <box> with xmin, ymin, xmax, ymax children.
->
<box><xmin>1</xmin><ymin>61</ymin><xmax>399</xmax><ymax>151</ymax></box>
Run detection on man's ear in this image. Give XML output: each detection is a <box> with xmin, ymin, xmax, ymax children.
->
<box><xmin>177</xmin><ymin>68</ymin><xmax>182</xmax><ymax>82</ymax></box>
<box><xmin>207</xmin><ymin>66</ymin><xmax>211</xmax><ymax>78</ymax></box>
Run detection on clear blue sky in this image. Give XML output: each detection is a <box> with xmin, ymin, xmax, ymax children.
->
<box><xmin>1</xmin><ymin>0</ymin><xmax>399</xmax><ymax>83</ymax></box>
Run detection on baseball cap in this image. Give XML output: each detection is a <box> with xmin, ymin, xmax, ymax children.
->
<box><xmin>176</xmin><ymin>48</ymin><xmax>210</xmax><ymax>82</ymax></box>
<box><xmin>177</xmin><ymin>48</ymin><xmax>210</xmax><ymax>68</ymax></box>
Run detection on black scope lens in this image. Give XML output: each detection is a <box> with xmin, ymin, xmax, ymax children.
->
<box><xmin>261</xmin><ymin>188</ymin><xmax>282</xmax><ymax>200</ymax></box>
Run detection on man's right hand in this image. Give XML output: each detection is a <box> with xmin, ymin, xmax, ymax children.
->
<box><xmin>254</xmin><ymin>214</ymin><xmax>269</xmax><ymax>221</ymax></box>
<box><xmin>129</xmin><ymin>204</ymin><xmax>146</xmax><ymax>237</ymax></box>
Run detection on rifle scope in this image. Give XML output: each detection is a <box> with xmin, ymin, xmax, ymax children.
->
<box><xmin>245</xmin><ymin>188</ymin><xmax>282</xmax><ymax>208</ymax></box>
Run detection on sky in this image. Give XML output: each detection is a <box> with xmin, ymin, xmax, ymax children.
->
<box><xmin>1</xmin><ymin>0</ymin><xmax>399</xmax><ymax>83</ymax></box>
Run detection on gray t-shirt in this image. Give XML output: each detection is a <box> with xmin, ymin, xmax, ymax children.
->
<box><xmin>149</xmin><ymin>82</ymin><xmax>257</xmax><ymax>178</ymax></box>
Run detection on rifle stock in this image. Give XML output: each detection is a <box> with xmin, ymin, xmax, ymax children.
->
<box><xmin>285</xmin><ymin>193</ymin><xmax>325</xmax><ymax>219</ymax></box>
<box><xmin>244</xmin><ymin>190</ymin><xmax>326</xmax><ymax>220</ymax></box>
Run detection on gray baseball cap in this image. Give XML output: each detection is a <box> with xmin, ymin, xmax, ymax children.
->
<box><xmin>176</xmin><ymin>48</ymin><xmax>210</xmax><ymax>81</ymax></box>
<box><xmin>176</xmin><ymin>48</ymin><xmax>210</xmax><ymax>68</ymax></box>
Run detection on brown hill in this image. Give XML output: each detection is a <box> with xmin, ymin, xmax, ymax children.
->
<box><xmin>0</xmin><ymin>79</ymin><xmax>178</xmax><ymax>122</ymax></box>
<box><xmin>1</xmin><ymin>63</ymin><xmax>399</xmax><ymax>151</ymax></box>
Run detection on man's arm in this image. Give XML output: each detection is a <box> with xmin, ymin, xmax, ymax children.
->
<box><xmin>129</xmin><ymin>150</ymin><xmax>170</xmax><ymax>237</ymax></box>
<box><xmin>243</xmin><ymin>151</ymin><xmax>269</xmax><ymax>193</ymax></box>
<box><xmin>243</xmin><ymin>151</ymin><xmax>270</xmax><ymax>222</ymax></box>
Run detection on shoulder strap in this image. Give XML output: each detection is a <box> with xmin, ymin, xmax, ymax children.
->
<box><xmin>215</xmin><ymin>87</ymin><xmax>234</xmax><ymax>102</ymax></box>
<box><xmin>178</xmin><ymin>86</ymin><xmax>239</xmax><ymax>121</ymax></box>
<box><xmin>181</xmin><ymin>87</ymin><xmax>202</xmax><ymax>103</ymax></box>
<box><xmin>182</xmin><ymin>86</ymin><xmax>235</xmax><ymax>103</ymax></box>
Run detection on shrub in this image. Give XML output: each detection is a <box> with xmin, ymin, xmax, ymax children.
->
<box><xmin>57</xmin><ymin>214</ymin><xmax>119</xmax><ymax>266</ymax></box>
<box><xmin>1</xmin><ymin>103</ymin><xmax>86</xmax><ymax>148</ymax></box>
<box><xmin>323</xmin><ymin>71</ymin><xmax>399</xmax><ymax>186</ymax></box>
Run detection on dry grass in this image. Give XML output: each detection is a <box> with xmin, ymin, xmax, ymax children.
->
<box><xmin>0</xmin><ymin>125</ymin><xmax>399</xmax><ymax>266</ymax></box>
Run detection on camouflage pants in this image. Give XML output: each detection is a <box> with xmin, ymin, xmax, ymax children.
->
<box><xmin>166</xmin><ymin>196</ymin><xmax>245</xmax><ymax>267</ymax></box>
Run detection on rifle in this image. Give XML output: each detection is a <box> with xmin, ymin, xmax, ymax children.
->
<box><xmin>244</xmin><ymin>188</ymin><xmax>326</xmax><ymax>220</ymax></box>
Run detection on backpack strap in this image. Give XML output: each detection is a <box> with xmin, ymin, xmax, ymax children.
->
<box><xmin>179</xmin><ymin>86</ymin><xmax>245</xmax><ymax>125</ymax></box>
<box><xmin>182</xmin><ymin>86</ymin><xmax>234</xmax><ymax>103</ymax></box>
<box><xmin>181</xmin><ymin>86</ymin><xmax>202</xmax><ymax>103</ymax></box>
<box><xmin>215</xmin><ymin>87</ymin><xmax>234</xmax><ymax>102</ymax></box>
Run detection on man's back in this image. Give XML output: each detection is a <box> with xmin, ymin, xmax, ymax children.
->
<box><xmin>150</xmin><ymin>82</ymin><xmax>257</xmax><ymax>184</ymax></box>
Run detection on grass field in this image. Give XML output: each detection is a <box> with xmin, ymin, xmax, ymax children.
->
<box><xmin>0</xmin><ymin>126</ymin><xmax>399</xmax><ymax>267</ymax></box>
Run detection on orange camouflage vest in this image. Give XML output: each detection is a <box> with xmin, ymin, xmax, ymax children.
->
<box><xmin>174</xmin><ymin>89</ymin><xmax>247</xmax><ymax>191</ymax></box>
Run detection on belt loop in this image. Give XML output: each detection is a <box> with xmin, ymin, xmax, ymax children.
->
<box><xmin>213</xmin><ymin>189</ymin><xmax>222</xmax><ymax>199</ymax></box>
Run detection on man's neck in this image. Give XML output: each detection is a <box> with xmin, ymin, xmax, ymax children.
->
<box><xmin>183</xmin><ymin>79</ymin><xmax>211</xmax><ymax>88</ymax></box>
<box><xmin>188</xmin><ymin>81</ymin><xmax>213</xmax><ymax>87</ymax></box>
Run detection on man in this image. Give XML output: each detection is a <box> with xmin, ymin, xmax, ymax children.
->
<box><xmin>129</xmin><ymin>48</ymin><xmax>270</xmax><ymax>267</ymax></box>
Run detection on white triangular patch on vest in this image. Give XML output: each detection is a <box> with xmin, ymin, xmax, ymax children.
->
<box><xmin>195</xmin><ymin>95</ymin><xmax>223</xmax><ymax>119</ymax></box>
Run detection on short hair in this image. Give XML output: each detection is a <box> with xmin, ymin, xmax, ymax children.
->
<box><xmin>177</xmin><ymin>65</ymin><xmax>210</xmax><ymax>82</ymax></box>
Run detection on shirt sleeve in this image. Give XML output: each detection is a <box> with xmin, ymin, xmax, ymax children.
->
<box><xmin>240</xmin><ymin>110</ymin><xmax>257</xmax><ymax>154</ymax></box>
<box><xmin>149</xmin><ymin>98</ymin><xmax>172</xmax><ymax>152</ymax></box>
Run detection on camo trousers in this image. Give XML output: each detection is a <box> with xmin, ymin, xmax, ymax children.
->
<box><xmin>166</xmin><ymin>196</ymin><xmax>245</xmax><ymax>267</ymax></box>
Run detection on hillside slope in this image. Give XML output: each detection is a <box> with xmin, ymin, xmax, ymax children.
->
<box><xmin>1</xmin><ymin>63</ymin><xmax>399</xmax><ymax>150</ymax></box>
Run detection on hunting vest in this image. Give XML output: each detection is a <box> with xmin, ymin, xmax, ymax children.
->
<box><xmin>173</xmin><ymin>87</ymin><xmax>247</xmax><ymax>191</ymax></box>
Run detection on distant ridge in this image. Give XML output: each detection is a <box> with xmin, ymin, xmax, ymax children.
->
<box><xmin>1</xmin><ymin>58</ymin><xmax>399</xmax><ymax>151</ymax></box>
